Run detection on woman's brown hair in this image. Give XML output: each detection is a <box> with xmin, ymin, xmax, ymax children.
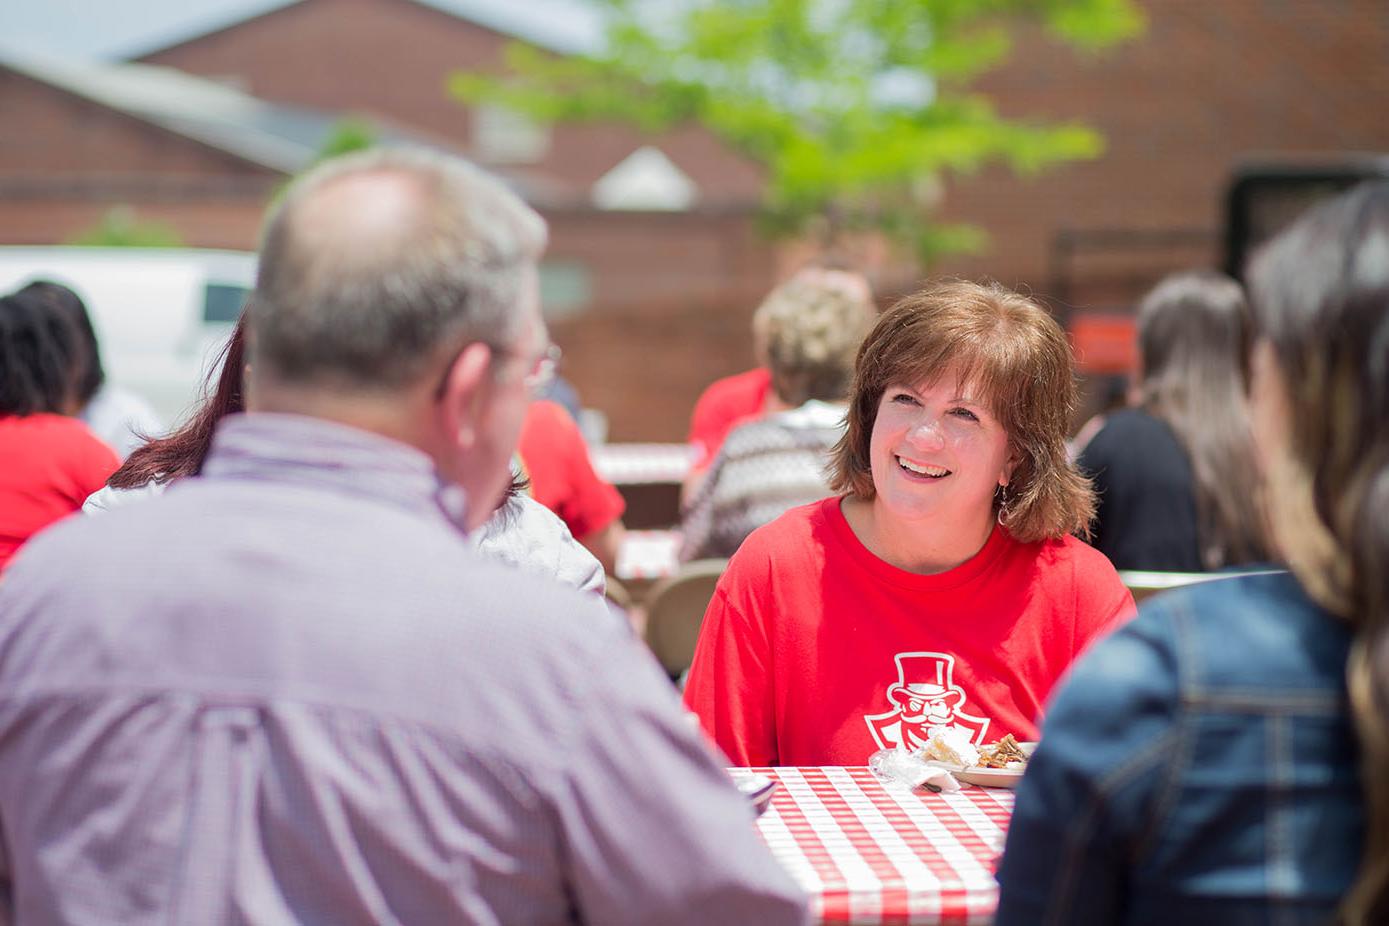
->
<box><xmin>1135</xmin><ymin>271</ymin><xmax>1270</xmax><ymax>569</ymax></box>
<box><xmin>1246</xmin><ymin>180</ymin><xmax>1389</xmax><ymax>924</ymax></box>
<box><xmin>827</xmin><ymin>279</ymin><xmax>1094</xmax><ymax>543</ymax></box>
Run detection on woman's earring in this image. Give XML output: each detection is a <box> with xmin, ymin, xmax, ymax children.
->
<box><xmin>996</xmin><ymin>483</ymin><xmax>1012</xmax><ymax>527</ymax></box>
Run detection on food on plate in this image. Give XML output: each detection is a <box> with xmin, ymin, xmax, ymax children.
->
<box><xmin>917</xmin><ymin>731</ymin><xmax>1033</xmax><ymax>788</ymax></box>
<box><xmin>974</xmin><ymin>734</ymin><xmax>1029</xmax><ymax>769</ymax></box>
<box><xmin>921</xmin><ymin>726</ymin><xmax>980</xmax><ymax>767</ymax></box>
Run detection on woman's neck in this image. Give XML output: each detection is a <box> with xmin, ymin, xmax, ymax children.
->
<box><xmin>840</xmin><ymin>496</ymin><xmax>996</xmax><ymax>575</ymax></box>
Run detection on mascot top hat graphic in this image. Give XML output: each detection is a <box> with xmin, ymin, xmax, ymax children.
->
<box><xmin>865</xmin><ymin>652</ymin><xmax>989</xmax><ymax>751</ymax></box>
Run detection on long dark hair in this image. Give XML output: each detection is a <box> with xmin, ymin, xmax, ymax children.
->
<box><xmin>16</xmin><ymin>280</ymin><xmax>104</xmax><ymax>405</ymax></box>
<box><xmin>0</xmin><ymin>292</ymin><xmax>82</xmax><ymax>417</ymax></box>
<box><xmin>1135</xmin><ymin>271</ymin><xmax>1269</xmax><ymax>569</ymax></box>
<box><xmin>108</xmin><ymin>314</ymin><xmax>247</xmax><ymax>487</ymax></box>
<box><xmin>1246</xmin><ymin>180</ymin><xmax>1389</xmax><ymax>925</ymax></box>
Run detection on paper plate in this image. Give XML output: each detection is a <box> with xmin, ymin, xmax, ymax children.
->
<box><xmin>941</xmin><ymin>741</ymin><xmax>1037</xmax><ymax>790</ymax></box>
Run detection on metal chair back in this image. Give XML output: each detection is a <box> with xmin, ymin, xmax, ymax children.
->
<box><xmin>642</xmin><ymin>558</ymin><xmax>728</xmax><ymax>678</ymax></box>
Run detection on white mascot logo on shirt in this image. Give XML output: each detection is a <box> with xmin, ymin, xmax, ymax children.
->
<box><xmin>864</xmin><ymin>652</ymin><xmax>990</xmax><ymax>750</ymax></box>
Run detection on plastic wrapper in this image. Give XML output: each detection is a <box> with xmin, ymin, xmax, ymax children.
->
<box><xmin>868</xmin><ymin>747</ymin><xmax>961</xmax><ymax>793</ymax></box>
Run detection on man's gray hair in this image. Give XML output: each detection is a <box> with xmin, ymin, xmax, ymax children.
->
<box><xmin>252</xmin><ymin>147</ymin><xmax>547</xmax><ymax>389</ymax></box>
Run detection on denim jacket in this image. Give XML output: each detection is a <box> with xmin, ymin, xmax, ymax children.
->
<box><xmin>996</xmin><ymin>570</ymin><xmax>1364</xmax><ymax>926</ymax></box>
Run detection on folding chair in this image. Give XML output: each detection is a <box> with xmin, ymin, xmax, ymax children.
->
<box><xmin>641</xmin><ymin>558</ymin><xmax>728</xmax><ymax>680</ymax></box>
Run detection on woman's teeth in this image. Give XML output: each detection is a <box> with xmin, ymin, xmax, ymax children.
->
<box><xmin>897</xmin><ymin>457</ymin><xmax>949</xmax><ymax>477</ymax></box>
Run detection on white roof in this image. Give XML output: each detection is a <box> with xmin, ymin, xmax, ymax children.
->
<box><xmin>109</xmin><ymin>0</ymin><xmax>605</xmax><ymax>61</ymax></box>
<box><xmin>592</xmin><ymin>146</ymin><xmax>697</xmax><ymax>212</ymax></box>
<box><xmin>415</xmin><ymin>0</ymin><xmax>604</xmax><ymax>56</ymax></box>
<box><xmin>0</xmin><ymin>46</ymin><xmax>449</xmax><ymax>174</ymax></box>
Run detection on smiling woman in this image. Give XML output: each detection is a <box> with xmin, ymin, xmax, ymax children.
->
<box><xmin>682</xmin><ymin>279</ymin><xmax>1134</xmax><ymax>767</ymax></box>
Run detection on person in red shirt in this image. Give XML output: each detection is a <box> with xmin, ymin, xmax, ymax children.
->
<box><xmin>686</xmin><ymin>367</ymin><xmax>773</xmax><ymax>473</ymax></box>
<box><xmin>0</xmin><ymin>293</ymin><xmax>119</xmax><ymax>572</ymax></box>
<box><xmin>517</xmin><ymin>398</ymin><xmax>626</xmax><ymax>575</ymax></box>
<box><xmin>683</xmin><ymin>280</ymin><xmax>1134</xmax><ymax>767</ymax></box>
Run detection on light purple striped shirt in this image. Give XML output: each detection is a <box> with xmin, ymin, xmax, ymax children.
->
<box><xmin>0</xmin><ymin>414</ymin><xmax>807</xmax><ymax>925</ymax></box>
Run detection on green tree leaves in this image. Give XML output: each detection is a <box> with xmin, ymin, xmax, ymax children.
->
<box><xmin>451</xmin><ymin>0</ymin><xmax>1142</xmax><ymax>265</ymax></box>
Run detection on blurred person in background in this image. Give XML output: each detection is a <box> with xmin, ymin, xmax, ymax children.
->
<box><xmin>0</xmin><ymin>148</ymin><xmax>806</xmax><ymax>924</ymax></box>
<box><xmin>0</xmin><ymin>293</ymin><xmax>118</xmax><ymax>573</ymax></box>
<box><xmin>1077</xmin><ymin>272</ymin><xmax>1269</xmax><ymax>571</ymax></box>
<box><xmin>1066</xmin><ymin>371</ymin><xmax>1129</xmax><ymax>460</ymax></box>
<box><xmin>683</xmin><ymin>280</ymin><xmax>1132</xmax><ymax>766</ymax></box>
<box><xmin>997</xmin><ymin>181</ymin><xmax>1389</xmax><ymax>925</ymax></box>
<box><xmin>682</xmin><ymin>265</ymin><xmax>874</xmax><ymax>503</ymax></box>
<box><xmin>680</xmin><ymin>268</ymin><xmax>875</xmax><ymax>561</ymax></box>
<box><xmin>516</xmin><ymin>393</ymin><xmax>627</xmax><ymax>576</ymax></box>
<box><xmin>536</xmin><ymin>368</ymin><xmax>583</xmax><ymax>421</ymax></box>
<box><xmin>16</xmin><ymin>280</ymin><xmax>164</xmax><ymax>459</ymax></box>
<box><xmin>85</xmin><ymin>314</ymin><xmax>605</xmax><ymax>596</ymax></box>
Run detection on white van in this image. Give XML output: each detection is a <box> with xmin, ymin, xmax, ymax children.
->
<box><xmin>0</xmin><ymin>247</ymin><xmax>256</xmax><ymax>426</ymax></box>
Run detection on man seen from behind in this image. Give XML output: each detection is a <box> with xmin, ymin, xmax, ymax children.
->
<box><xmin>0</xmin><ymin>149</ymin><xmax>807</xmax><ymax>925</ymax></box>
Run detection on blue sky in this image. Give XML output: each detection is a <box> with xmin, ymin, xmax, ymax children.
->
<box><xmin>1</xmin><ymin>0</ymin><xmax>602</xmax><ymax>60</ymax></box>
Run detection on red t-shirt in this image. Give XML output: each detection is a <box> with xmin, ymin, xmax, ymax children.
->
<box><xmin>0</xmin><ymin>414</ymin><xmax>119</xmax><ymax>572</ymax></box>
<box><xmin>517</xmin><ymin>400</ymin><xmax>624</xmax><ymax>540</ymax></box>
<box><xmin>683</xmin><ymin>497</ymin><xmax>1134</xmax><ymax>766</ymax></box>
<box><xmin>687</xmin><ymin>368</ymin><xmax>773</xmax><ymax>470</ymax></box>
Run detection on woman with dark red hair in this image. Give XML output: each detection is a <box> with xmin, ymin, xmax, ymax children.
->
<box><xmin>85</xmin><ymin>312</ymin><xmax>606</xmax><ymax>595</ymax></box>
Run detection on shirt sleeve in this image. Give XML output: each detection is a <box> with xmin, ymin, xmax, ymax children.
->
<box><xmin>995</xmin><ymin>606</ymin><xmax>1179</xmax><ymax>925</ymax></box>
<box><xmin>475</xmin><ymin>495</ymin><xmax>606</xmax><ymax>596</ymax></box>
<box><xmin>69</xmin><ymin>432</ymin><xmax>121</xmax><ymax>508</ymax></box>
<box><xmin>527</xmin><ymin>402</ymin><xmax>624</xmax><ymax>541</ymax></box>
<box><xmin>1071</xmin><ymin>543</ymin><xmax>1137</xmax><ymax>659</ymax></box>
<box><xmin>681</xmin><ymin>571</ymin><xmax>778</xmax><ymax>766</ymax></box>
<box><xmin>554</xmin><ymin>626</ymin><xmax>808</xmax><ymax>925</ymax></box>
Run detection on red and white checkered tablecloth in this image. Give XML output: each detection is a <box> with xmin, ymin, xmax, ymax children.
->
<box><xmin>752</xmin><ymin>766</ymin><xmax>1014</xmax><ymax>925</ymax></box>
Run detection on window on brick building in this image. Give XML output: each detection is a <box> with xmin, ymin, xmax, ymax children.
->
<box><xmin>472</xmin><ymin>104</ymin><xmax>551</xmax><ymax>164</ymax></box>
<box><xmin>539</xmin><ymin>260</ymin><xmax>591</xmax><ymax>320</ymax></box>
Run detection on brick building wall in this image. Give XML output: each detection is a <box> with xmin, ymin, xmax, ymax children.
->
<box><xmin>545</xmin><ymin>209</ymin><xmax>776</xmax><ymax>441</ymax></box>
<box><xmin>0</xmin><ymin>60</ymin><xmax>777</xmax><ymax>440</ymax></box>
<box><xmin>136</xmin><ymin>0</ymin><xmax>766</xmax><ymax>204</ymax></box>
<box><xmin>935</xmin><ymin>0</ymin><xmax>1389</xmax><ymax>319</ymax></box>
<box><xmin>6</xmin><ymin>1</ymin><xmax>1386</xmax><ymax>439</ymax></box>
<box><xmin>0</xmin><ymin>67</ymin><xmax>278</xmax><ymax>248</ymax></box>
<box><xmin>131</xmin><ymin>0</ymin><xmax>779</xmax><ymax>440</ymax></box>
<box><xmin>0</xmin><ymin>70</ymin><xmax>268</xmax><ymax>178</ymax></box>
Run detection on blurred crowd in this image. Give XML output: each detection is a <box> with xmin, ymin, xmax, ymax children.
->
<box><xmin>0</xmin><ymin>149</ymin><xmax>1385</xmax><ymax>924</ymax></box>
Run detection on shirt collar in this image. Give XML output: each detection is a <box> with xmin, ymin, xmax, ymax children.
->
<box><xmin>202</xmin><ymin>413</ymin><xmax>473</xmax><ymax>533</ymax></box>
<box><xmin>773</xmin><ymin>399</ymin><xmax>848</xmax><ymax>429</ymax></box>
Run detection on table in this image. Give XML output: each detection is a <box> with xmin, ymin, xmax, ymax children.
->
<box><xmin>615</xmin><ymin>529</ymin><xmax>681</xmax><ymax>581</ymax></box>
<box><xmin>591</xmin><ymin>443</ymin><xmax>691</xmax><ymax>530</ymax></box>
<box><xmin>752</xmin><ymin>766</ymin><xmax>1013</xmax><ymax>925</ymax></box>
<box><xmin>590</xmin><ymin>442</ymin><xmax>692</xmax><ymax>485</ymax></box>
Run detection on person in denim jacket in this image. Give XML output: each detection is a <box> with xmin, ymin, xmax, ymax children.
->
<box><xmin>997</xmin><ymin>181</ymin><xmax>1389</xmax><ymax>925</ymax></box>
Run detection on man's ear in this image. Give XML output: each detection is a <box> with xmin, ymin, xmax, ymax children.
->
<box><xmin>437</xmin><ymin>342</ymin><xmax>493</xmax><ymax>450</ymax></box>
